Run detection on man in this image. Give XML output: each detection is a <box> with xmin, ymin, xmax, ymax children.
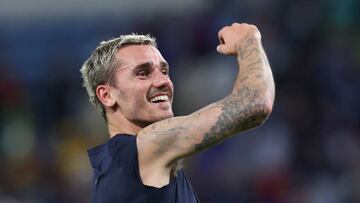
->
<box><xmin>81</xmin><ymin>23</ymin><xmax>275</xmax><ymax>203</ymax></box>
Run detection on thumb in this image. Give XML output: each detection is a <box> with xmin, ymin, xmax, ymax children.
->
<box><xmin>216</xmin><ymin>44</ymin><xmax>231</xmax><ymax>54</ymax></box>
<box><xmin>216</xmin><ymin>44</ymin><xmax>226</xmax><ymax>54</ymax></box>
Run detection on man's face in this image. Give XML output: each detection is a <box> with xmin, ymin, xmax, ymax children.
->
<box><xmin>110</xmin><ymin>44</ymin><xmax>174</xmax><ymax>126</ymax></box>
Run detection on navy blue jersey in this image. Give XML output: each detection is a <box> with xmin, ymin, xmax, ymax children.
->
<box><xmin>88</xmin><ymin>134</ymin><xmax>199</xmax><ymax>203</ymax></box>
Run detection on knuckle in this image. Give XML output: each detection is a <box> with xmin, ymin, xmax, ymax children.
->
<box><xmin>249</xmin><ymin>24</ymin><xmax>258</xmax><ymax>30</ymax></box>
<box><xmin>223</xmin><ymin>25</ymin><xmax>230</xmax><ymax>30</ymax></box>
<box><xmin>218</xmin><ymin>27</ymin><xmax>226</xmax><ymax>35</ymax></box>
<box><xmin>219</xmin><ymin>26</ymin><xmax>228</xmax><ymax>34</ymax></box>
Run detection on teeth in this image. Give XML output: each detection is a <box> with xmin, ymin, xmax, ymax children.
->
<box><xmin>150</xmin><ymin>95</ymin><xmax>169</xmax><ymax>103</ymax></box>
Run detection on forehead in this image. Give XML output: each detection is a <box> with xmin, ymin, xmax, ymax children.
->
<box><xmin>115</xmin><ymin>44</ymin><xmax>165</xmax><ymax>67</ymax></box>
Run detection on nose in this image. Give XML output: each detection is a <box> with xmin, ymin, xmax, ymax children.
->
<box><xmin>152</xmin><ymin>69</ymin><xmax>171</xmax><ymax>88</ymax></box>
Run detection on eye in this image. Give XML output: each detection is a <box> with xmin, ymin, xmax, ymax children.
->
<box><xmin>137</xmin><ymin>70</ymin><xmax>150</xmax><ymax>78</ymax></box>
<box><xmin>161</xmin><ymin>69</ymin><xmax>169</xmax><ymax>76</ymax></box>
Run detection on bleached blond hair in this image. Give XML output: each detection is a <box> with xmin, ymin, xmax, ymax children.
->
<box><xmin>80</xmin><ymin>34</ymin><xmax>157</xmax><ymax>119</ymax></box>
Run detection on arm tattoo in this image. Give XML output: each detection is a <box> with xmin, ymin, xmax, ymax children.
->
<box><xmin>195</xmin><ymin>37</ymin><xmax>274</xmax><ymax>150</ymax></box>
<box><xmin>151</xmin><ymin>125</ymin><xmax>190</xmax><ymax>155</ymax></box>
<box><xmin>194</xmin><ymin>86</ymin><xmax>268</xmax><ymax>150</ymax></box>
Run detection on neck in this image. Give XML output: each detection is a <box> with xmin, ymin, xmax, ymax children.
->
<box><xmin>106</xmin><ymin>113</ymin><xmax>146</xmax><ymax>138</ymax></box>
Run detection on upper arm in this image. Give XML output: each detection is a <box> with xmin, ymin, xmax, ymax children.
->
<box><xmin>137</xmin><ymin>102</ymin><xmax>221</xmax><ymax>168</ymax></box>
<box><xmin>137</xmin><ymin>89</ymin><xmax>270</xmax><ymax>169</ymax></box>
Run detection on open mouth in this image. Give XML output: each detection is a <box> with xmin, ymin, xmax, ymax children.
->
<box><xmin>149</xmin><ymin>95</ymin><xmax>169</xmax><ymax>103</ymax></box>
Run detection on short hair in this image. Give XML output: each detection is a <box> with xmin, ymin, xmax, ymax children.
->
<box><xmin>80</xmin><ymin>34</ymin><xmax>157</xmax><ymax>119</ymax></box>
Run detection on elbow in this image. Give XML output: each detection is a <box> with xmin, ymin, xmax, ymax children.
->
<box><xmin>253</xmin><ymin>96</ymin><xmax>274</xmax><ymax>126</ymax></box>
<box><xmin>263</xmin><ymin>94</ymin><xmax>274</xmax><ymax>116</ymax></box>
<box><xmin>245</xmin><ymin>95</ymin><xmax>273</xmax><ymax>129</ymax></box>
<box><xmin>227</xmin><ymin>89</ymin><xmax>275</xmax><ymax>133</ymax></box>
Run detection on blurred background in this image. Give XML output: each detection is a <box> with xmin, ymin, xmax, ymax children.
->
<box><xmin>0</xmin><ymin>0</ymin><xmax>359</xmax><ymax>202</ymax></box>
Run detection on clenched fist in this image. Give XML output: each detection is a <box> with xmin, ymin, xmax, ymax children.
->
<box><xmin>216</xmin><ymin>23</ymin><xmax>262</xmax><ymax>55</ymax></box>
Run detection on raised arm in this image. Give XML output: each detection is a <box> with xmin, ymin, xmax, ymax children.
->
<box><xmin>137</xmin><ymin>23</ymin><xmax>275</xmax><ymax>180</ymax></box>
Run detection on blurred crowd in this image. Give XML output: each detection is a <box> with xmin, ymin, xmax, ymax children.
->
<box><xmin>0</xmin><ymin>0</ymin><xmax>359</xmax><ymax>202</ymax></box>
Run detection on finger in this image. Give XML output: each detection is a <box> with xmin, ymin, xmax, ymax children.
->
<box><xmin>219</xmin><ymin>36</ymin><xmax>225</xmax><ymax>45</ymax></box>
<box><xmin>217</xmin><ymin>31</ymin><xmax>224</xmax><ymax>53</ymax></box>
<box><xmin>217</xmin><ymin>26</ymin><xmax>229</xmax><ymax>44</ymax></box>
<box><xmin>217</xmin><ymin>29</ymin><xmax>224</xmax><ymax>45</ymax></box>
<box><xmin>216</xmin><ymin>44</ymin><xmax>223</xmax><ymax>53</ymax></box>
<box><xmin>216</xmin><ymin>44</ymin><xmax>230</xmax><ymax>54</ymax></box>
<box><xmin>216</xmin><ymin>45</ymin><xmax>226</xmax><ymax>54</ymax></box>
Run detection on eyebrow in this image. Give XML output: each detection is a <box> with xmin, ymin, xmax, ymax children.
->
<box><xmin>132</xmin><ymin>61</ymin><xmax>169</xmax><ymax>73</ymax></box>
<box><xmin>134</xmin><ymin>62</ymin><xmax>152</xmax><ymax>72</ymax></box>
<box><xmin>160</xmin><ymin>61</ymin><xmax>169</xmax><ymax>68</ymax></box>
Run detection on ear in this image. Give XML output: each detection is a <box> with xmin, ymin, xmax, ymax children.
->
<box><xmin>96</xmin><ymin>84</ymin><xmax>116</xmax><ymax>108</ymax></box>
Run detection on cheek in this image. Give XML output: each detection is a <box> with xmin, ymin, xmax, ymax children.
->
<box><xmin>128</xmin><ymin>83</ymin><xmax>149</xmax><ymax>106</ymax></box>
<box><xmin>117</xmin><ymin>80</ymin><xmax>151</xmax><ymax>110</ymax></box>
<box><xmin>117</xmin><ymin>88</ymin><xmax>128</xmax><ymax>101</ymax></box>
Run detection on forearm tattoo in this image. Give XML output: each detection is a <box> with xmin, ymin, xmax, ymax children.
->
<box><xmin>194</xmin><ymin>87</ymin><xmax>268</xmax><ymax>150</ymax></box>
<box><xmin>195</xmin><ymin>37</ymin><xmax>274</xmax><ymax>150</ymax></box>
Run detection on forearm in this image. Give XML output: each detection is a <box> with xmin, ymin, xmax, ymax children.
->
<box><xmin>194</xmin><ymin>37</ymin><xmax>275</xmax><ymax>150</ymax></box>
<box><xmin>231</xmin><ymin>35</ymin><xmax>275</xmax><ymax>125</ymax></box>
<box><xmin>234</xmin><ymin>36</ymin><xmax>274</xmax><ymax>101</ymax></box>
